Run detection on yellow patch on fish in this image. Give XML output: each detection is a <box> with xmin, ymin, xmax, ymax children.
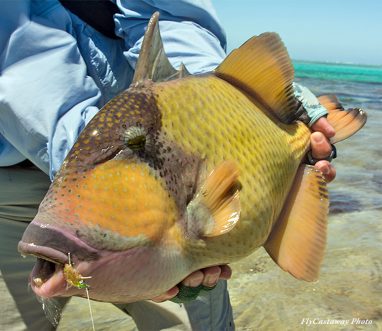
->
<box><xmin>67</xmin><ymin>160</ymin><xmax>179</xmax><ymax>242</ymax></box>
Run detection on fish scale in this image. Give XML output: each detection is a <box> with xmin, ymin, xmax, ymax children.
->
<box><xmin>154</xmin><ymin>74</ymin><xmax>311</xmax><ymax>263</ymax></box>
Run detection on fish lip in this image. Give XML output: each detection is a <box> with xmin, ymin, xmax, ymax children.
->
<box><xmin>18</xmin><ymin>242</ymin><xmax>69</xmax><ymax>265</ymax></box>
<box><xmin>18</xmin><ymin>221</ymin><xmax>100</xmax><ymax>262</ymax></box>
<box><xmin>17</xmin><ymin>221</ymin><xmax>101</xmax><ymax>298</ymax></box>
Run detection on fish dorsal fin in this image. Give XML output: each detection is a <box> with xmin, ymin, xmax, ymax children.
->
<box><xmin>318</xmin><ymin>95</ymin><xmax>367</xmax><ymax>144</ymax></box>
<box><xmin>132</xmin><ymin>12</ymin><xmax>189</xmax><ymax>85</ymax></box>
<box><xmin>215</xmin><ymin>33</ymin><xmax>301</xmax><ymax>124</ymax></box>
<box><xmin>186</xmin><ymin>161</ymin><xmax>241</xmax><ymax>238</ymax></box>
<box><xmin>264</xmin><ymin>165</ymin><xmax>329</xmax><ymax>281</ymax></box>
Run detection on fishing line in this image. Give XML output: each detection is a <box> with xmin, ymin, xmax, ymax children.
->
<box><xmin>65</xmin><ymin>252</ymin><xmax>95</xmax><ymax>330</ymax></box>
<box><xmin>85</xmin><ymin>287</ymin><xmax>96</xmax><ymax>331</ymax></box>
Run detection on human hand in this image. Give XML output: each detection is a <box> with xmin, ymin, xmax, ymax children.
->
<box><xmin>151</xmin><ymin>265</ymin><xmax>232</xmax><ymax>302</ymax></box>
<box><xmin>309</xmin><ymin>117</ymin><xmax>336</xmax><ymax>182</ymax></box>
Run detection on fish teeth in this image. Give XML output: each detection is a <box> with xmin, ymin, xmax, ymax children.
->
<box><xmin>33</xmin><ymin>277</ymin><xmax>44</xmax><ymax>287</ymax></box>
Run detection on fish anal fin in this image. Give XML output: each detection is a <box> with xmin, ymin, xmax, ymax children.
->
<box><xmin>215</xmin><ymin>33</ymin><xmax>301</xmax><ymax>124</ymax></box>
<box><xmin>318</xmin><ymin>95</ymin><xmax>367</xmax><ymax>144</ymax></box>
<box><xmin>187</xmin><ymin>161</ymin><xmax>241</xmax><ymax>238</ymax></box>
<box><xmin>264</xmin><ymin>165</ymin><xmax>329</xmax><ymax>282</ymax></box>
<box><xmin>132</xmin><ymin>12</ymin><xmax>189</xmax><ymax>85</ymax></box>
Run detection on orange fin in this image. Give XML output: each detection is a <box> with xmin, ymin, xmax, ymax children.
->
<box><xmin>264</xmin><ymin>165</ymin><xmax>329</xmax><ymax>281</ymax></box>
<box><xmin>317</xmin><ymin>94</ymin><xmax>344</xmax><ymax>111</ymax></box>
<box><xmin>215</xmin><ymin>33</ymin><xmax>302</xmax><ymax>124</ymax></box>
<box><xmin>318</xmin><ymin>95</ymin><xmax>367</xmax><ymax>144</ymax></box>
<box><xmin>186</xmin><ymin>161</ymin><xmax>241</xmax><ymax>237</ymax></box>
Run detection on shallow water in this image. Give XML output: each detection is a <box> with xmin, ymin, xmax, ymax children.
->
<box><xmin>58</xmin><ymin>65</ymin><xmax>382</xmax><ymax>330</ymax></box>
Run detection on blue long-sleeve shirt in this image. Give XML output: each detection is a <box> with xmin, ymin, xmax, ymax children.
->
<box><xmin>0</xmin><ymin>0</ymin><xmax>226</xmax><ymax>179</ymax></box>
<box><xmin>0</xmin><ymin>0</ymin><xmax>326</xmax><ymax>180</ymax></box>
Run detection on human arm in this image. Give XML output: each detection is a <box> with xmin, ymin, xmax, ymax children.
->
<box><xmin>114</xmin><ymin>0</ymin><xmax>227</xmax><ymax>74</ymax></box>
<box><xmin>0</xmin><ymin>0</ymin><xmax>226</xmax><ymax>179</ymax></box>
<box><xmin>0</xmin><ymin>1</ymin><xmax>104</xmax><ymax>177</ymax></box>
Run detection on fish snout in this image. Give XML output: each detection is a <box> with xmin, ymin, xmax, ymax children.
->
<box><xmin>18</xmin><ymin>220</ymin><xmax>100</xmax><ymax>298</ymax></box>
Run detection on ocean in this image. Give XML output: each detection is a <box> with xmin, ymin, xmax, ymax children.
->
<box><xmin>57</xmin><ymin>62</ymin><xmax>382</xmax><ymax>331</ymax></box>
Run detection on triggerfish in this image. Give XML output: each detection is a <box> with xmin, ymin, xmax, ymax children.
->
<box><xmin>18</xmin><ymin>13</ymin><xmax>367</xmax><ymax>303</ymax></box>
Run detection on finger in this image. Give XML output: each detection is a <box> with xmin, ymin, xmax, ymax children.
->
<box><xmin>201</xmin><ymin>266</ymin><xmax>221</xmax><ymax>288</ymax></box>
<box><xmin>219</xmin><ymin>265</ymin><xmax>232</xmax><ymax>280</ymax></box>
<box><xmin>311</xmin><ymin>117</ymin><xmax>335</xmax><ymax>138</ymax></box>
<box><xmin>311</xmin><ymin>132</ymin><xmax>332</xmax><ymax>160</ymax></box>
<box><xmin>315</xmin><ymin>160</ymin><xmax>337</xmax><ymax>183</ymax></box>
<box><xmin>151</xmin><ymin>286</ymin><xmax>179</xmax><ymax>303</ymax></box>
<box><xmin>182</xmin><ymin>270</ymin><xmax>204</xmax><ymax>287</ymax></box>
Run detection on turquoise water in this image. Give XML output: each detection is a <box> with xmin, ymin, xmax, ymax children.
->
<box><xmin>58</xmin><ymin>62</ymin><xmax>382</xmax><ymax>331</ymax></box>
<box><xmin>294</xmin><ymin>61</ymin><xmax>382</xmax><ymax>84</ymax></box>
<box><xmin>294</xmin><ymin>62</ymin><xmax>382</xmax><ymax>113</ymax></box>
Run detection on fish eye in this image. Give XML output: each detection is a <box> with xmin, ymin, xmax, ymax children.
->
<box><xmin>123</xmin><ymin>126</ymin><xmax>147</xmax><ymax>151</ymax></box>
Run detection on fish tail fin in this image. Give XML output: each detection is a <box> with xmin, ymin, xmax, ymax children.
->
<box><xmin>318</xmin><ymin>95</ymin><xmax>367</xmax><ymax>144</ymax></box>
<box><xmin>264</xmin><ymin>165</ymin><xmax>329</xmax><ymax>281</ymax></box>
<box><xmin>186</xmin><ymin>161</ymin><xmax>241</xmax><ymax>238</ymax></box>
<box><xmin>215</xmin><ymin>33</ymin><xmax>302</xmax><ymax>124</ymax></box>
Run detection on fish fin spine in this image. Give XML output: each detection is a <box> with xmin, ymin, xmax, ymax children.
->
<box><xmin>215</xmin><ymin>33</ymin><xmax>301</xmax><ymax>124</ymax></box>
<box><xmin>132</xmin><ymin>12</ymin><xmax>190</xmax><ymax>85</ymax></box>
<box><xmin>318</xmin><ymin>95</ymin><xmax>367</xmax><ymax>144</ymax></box>
<box><xmin>264</xmin><ymin>165</ymin><xmax>328</xmax><ymax>282</ymax></box>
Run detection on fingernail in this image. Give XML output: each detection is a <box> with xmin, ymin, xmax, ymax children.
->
<box><xmin>184</xmin><ymin>277</ymin><xmax>201</xmax><ymax>287</ymax></box>
<box><xmin>313</xmin><ymin>134</ymin><xmax>324</xmax><ymax>143</ymax></box>
<box><xmin>204</xmin><ymin>275</ymin><xmax>216</xmax><ymax>287</ymax></box>
<box><xmin>327</xmin><ymin>127</ymin><xmax>336</xmax><ymax>138</ymax></box>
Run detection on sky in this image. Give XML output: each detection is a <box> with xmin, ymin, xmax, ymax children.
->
<box><xmin>212</xmin><ymin>0</ymin><xmax>382</xmax><ymax>66</ymax></box>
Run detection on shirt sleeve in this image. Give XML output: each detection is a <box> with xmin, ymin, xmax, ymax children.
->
<box><xmin>293</xmin><ymin>83</ymin><xmax>328</xmax><ymax>126</ymax></box>
<box><xmin>0</xmin><ymin>1</ymin><xmax>102</xmax><ymax>178</ymax></box>
<box><xmin>114</xmin><ymin>0</ymin><xmax>227</xmax><ymax>74</ymax></box>
<box><xmin>0</xmin><ymin>0</ymin><xmax>227</xmax><ymax>181</ymax></box>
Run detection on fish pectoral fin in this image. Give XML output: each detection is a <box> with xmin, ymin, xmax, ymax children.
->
<box><xmin>318</xmin><ymin>95</ymin><xmax>367</xmax><ymax>144</ymax></box>
<box><xmin>215</xmin><ymin>33</ymin><xmax>302</xmax><ymax>124</ymax></box>
<box><xmin>186</xmin><ymin>161</ymin><xmax>241</xmax><ymax>237</ymax></box>
<box><xmin>132</xmin><ymin>12</ymin><xmax>190</xmax><ymax>85</ymax></box>
<box><xmin>264</xmin><ymin>165</ymin><xmax>329</xmax><ymax>282</ymax></box>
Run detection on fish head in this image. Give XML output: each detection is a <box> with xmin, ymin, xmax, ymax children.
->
<box><xmin>18</xmin><ymin>84</ymin><xmax>202</xmax><ymax>302</ymax></box>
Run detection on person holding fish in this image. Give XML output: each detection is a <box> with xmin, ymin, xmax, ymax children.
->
<box><xmin>0</xmin><ymin>0</ymin><xmax>343</xmax><ymax>330</ymax></box>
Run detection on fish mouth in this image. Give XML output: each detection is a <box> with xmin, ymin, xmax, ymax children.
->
<box><xmin>18</xmin><ymin>242</ymin><xmax>68</xmax><ymax>298</ymax></box>
<box><xmin>31</xmin><ymin>257</ymin><xmax>66</xmax><ymax>298</ymax></box>
<box><xmin>18</xmin><ymin>222</ymin><xmax>100</xmax><ymax>298</ymax></box>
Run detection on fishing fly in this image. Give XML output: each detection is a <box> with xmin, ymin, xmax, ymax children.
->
<box><xmin>64</xmin><ymin>253</ymin><xmax>95</xmax><ymax>331</ymax></box>
<box><xmin>64</xmin><ymin>252</ymin><xmax>92</xmax><ymax>289</ymax></box>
